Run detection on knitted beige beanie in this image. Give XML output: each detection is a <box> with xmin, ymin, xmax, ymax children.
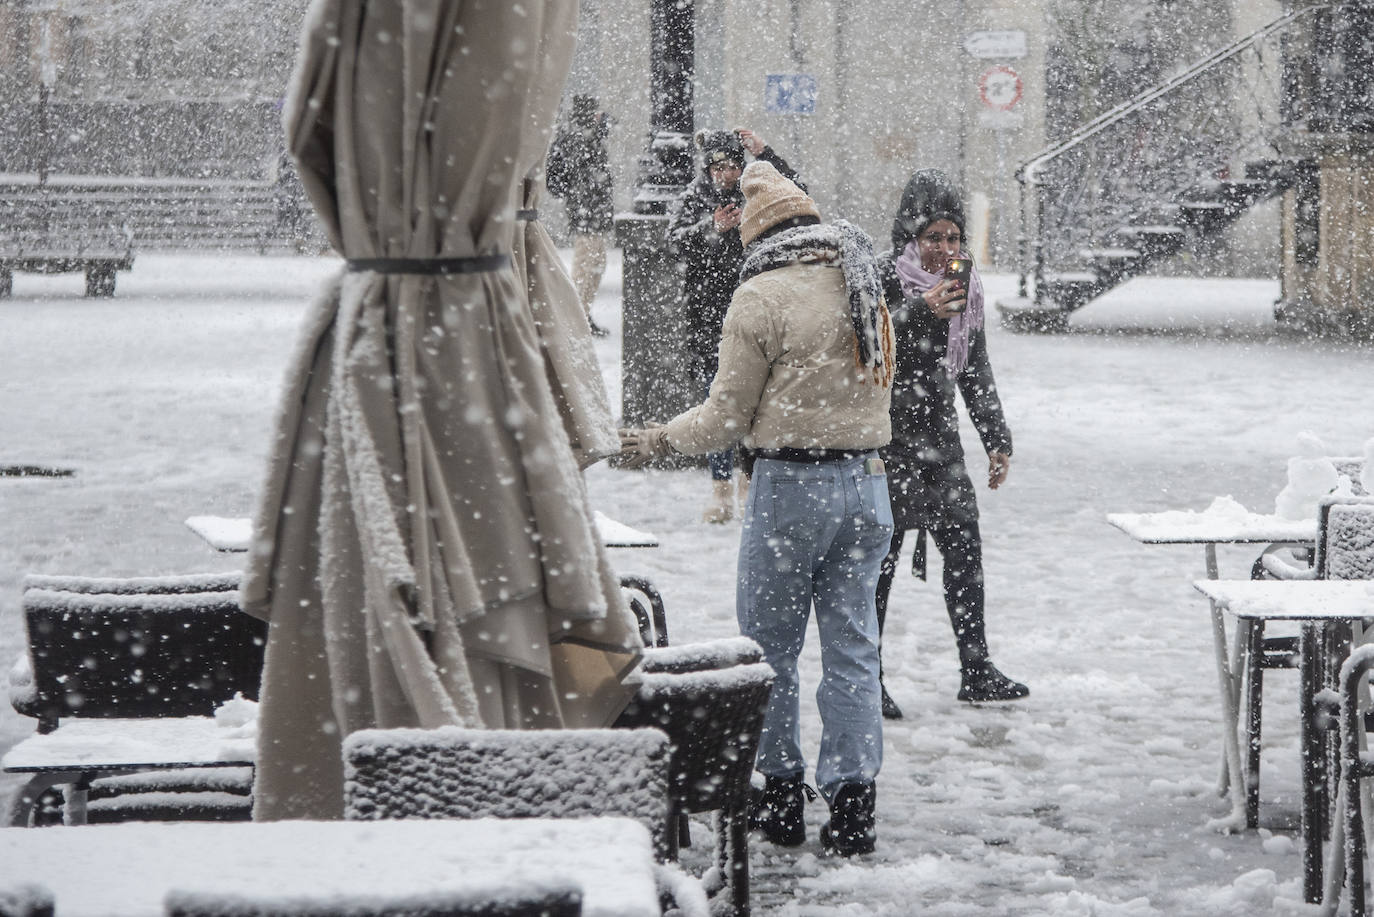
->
<box><xmin>739</xmin><ymin>160</ymin><xmax>820</xmax><ymax>247</ymax></box>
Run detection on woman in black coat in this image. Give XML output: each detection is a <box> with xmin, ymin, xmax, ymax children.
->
<box><xmin>876</xmin><ymin>169</ymin><xmax>1027</xmax><ymax>714</ymax></box>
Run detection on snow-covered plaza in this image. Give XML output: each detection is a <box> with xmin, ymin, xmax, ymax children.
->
<box><xmin>1</xmin><ymin>252</ymin><xmax>1371</xmax><ymax>915</ymax></box>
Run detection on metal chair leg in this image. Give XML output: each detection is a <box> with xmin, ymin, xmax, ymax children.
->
<box><xmin>1245</xmin><ymin>619</ymin><xmax>1265</xmax><ymax>829</ymax></box>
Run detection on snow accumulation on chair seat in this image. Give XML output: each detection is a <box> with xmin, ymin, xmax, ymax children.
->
<box><xmin>342</xmin><ymin>726</ymin><xmax>671</xmax><ymax>854</ymax></box>
<box><xmin>164</xmin><ymin>879</ymin><xmax>583</xmax><ymax>917</ymax></box>
<box><xmin>639</xmin><ymin>637</ymin><xmax>763</xmax><ymax>674</ymax></box>
<box><xmin>632</xmin><ymin>662</ymin><xmax>776</xmax><ymax>701</ymax></box>
<box><xmin>87</xmin><ymin>766</ymin><xmax>254</xmax><ymax>796</ymax></box>
<box><xmin>85</xmin><ymin>789</ymin><xmax>252</xmax><ymax>824</ymax></box>
<box><xmin>0</xmin><ymin>884</ymin><xmax>53</xmax><ymax>917</ymax></box>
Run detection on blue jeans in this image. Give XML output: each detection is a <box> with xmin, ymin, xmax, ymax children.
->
<box><xmin>736</xmin><ymin>453</ymin><xmax>893</xmax><ymax>800</ymax></box>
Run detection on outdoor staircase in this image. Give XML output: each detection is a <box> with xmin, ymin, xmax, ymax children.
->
<box><xmin>1034</xmin><ymin>158</ymin><xmax>1308</xmax><ymax>317</ymax></box>
<box><xmin>1001</xmin><ymin>5</ymin><xmax>1333</xmax><ymax>332</ymax></box>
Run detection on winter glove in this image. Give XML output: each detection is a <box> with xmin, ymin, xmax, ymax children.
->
<box><xmin>618</xmin><ymin>423</ymin><xmax>671</xmax><ymax>469</ymax></box>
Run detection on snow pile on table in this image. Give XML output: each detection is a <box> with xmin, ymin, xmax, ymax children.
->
<box><xmin>1274</xmin><ymin>432</ymin><xmax>1345</xmax><ymax>520</ymax></box>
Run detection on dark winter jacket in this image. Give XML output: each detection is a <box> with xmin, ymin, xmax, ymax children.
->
<box><xmin>878</xmin><ymin>256</ymin><xmax>1012</xmax><ymax>532</ymax></box>
<box><xmin>666</xmin><ymin>146</ymin><xmax>803</xmax><ymax>379</ymax></box>
<box><xmin>545</xmin><ymin>98</ymin><xmax>613</xmax><ymax>234</ymax></box>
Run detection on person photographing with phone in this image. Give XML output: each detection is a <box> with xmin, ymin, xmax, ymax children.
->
<box><xmin>874</xmin><ymin>168</ymin><xmax>1027</xmax><ymax>716</ymax></box>
<box><xmin>667</xmin><ymin>129</ymin><xmax>806</xmax><ymax>523</ymax></box>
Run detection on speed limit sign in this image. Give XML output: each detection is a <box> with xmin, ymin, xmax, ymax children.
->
<box><xmin>978</xmin><ymin>65</ymin><xmax>1023</xmax><ymax>111</ymax></box>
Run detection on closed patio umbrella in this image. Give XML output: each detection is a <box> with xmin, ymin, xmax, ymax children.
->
<box><xmin>240</xmin><ymin>0</ymin><xmax>642</xmax><ymax>821</ymax></box>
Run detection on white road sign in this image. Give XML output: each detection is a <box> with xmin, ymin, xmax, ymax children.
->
<box><xmin>964</xmin><ymin>30</ymin><xmax>1028</xmax><ymax>60</ymax></box>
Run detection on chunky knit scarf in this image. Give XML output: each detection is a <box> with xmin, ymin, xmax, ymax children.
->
<box><xmin>738</xmin><ymin>221</ymin><xmax>893</xmax><ymax>384</ymax></box>
<box><xmin>893</xmin><ymin>240</ymin><xmax>985</xmax><ymax>375</ymax></box>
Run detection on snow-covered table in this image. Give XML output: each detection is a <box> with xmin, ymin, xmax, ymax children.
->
<box><xmin>0</xmin><ymin>817</ymin><xmax>668</xmax><ymax>917</ymax></box>
<box><xmin>1194</xmin><ymin>579</ymin><xmax>1374</xmax><ymax>905</ymax></box>
<box><xmin>1</xmin><ymin>716</ymin><xmax>254</xmax><ymax>827</ymax></box>
<box><xmin>187</xmin><ymin>509</ymin><xmax>660</xmax><ymax>551</ymax></box>
<box><xmin>1108</xmin><ymin>505</ymin><xmax>1319</xmax><ymax>834</ymax></box>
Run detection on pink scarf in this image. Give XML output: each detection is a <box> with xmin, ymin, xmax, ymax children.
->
<box><xmin>893</xmin><ymin>240</ymin><xmax>984</xmax><ymax>374</ymax></box>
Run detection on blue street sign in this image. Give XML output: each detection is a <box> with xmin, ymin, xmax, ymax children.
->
<box><xmin>764</xmin><ymin>74</ymin><xmax>817</xmax><ymax>115</ymax></box>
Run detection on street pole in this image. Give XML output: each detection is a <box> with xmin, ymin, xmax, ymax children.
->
<box><xmin>614</xmin><ymin>0</ymin><xmax>697</xmax><ymax>435</ymax></box>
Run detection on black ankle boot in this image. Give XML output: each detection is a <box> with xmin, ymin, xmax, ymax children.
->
<box><xmin>880</xmin><ymin>682</ymin><xmax>903</xmax><ymax>720</ymax></box>
<box><xmin>958</xmin><ymin>661</ymin><xmax>1029</xmax><ymax>702</ymax></box>
<box><xmin>820</xmin><ymin>781</ymin><xmax>876</xmax><ymax>856</ymax></box>
<box><xmin>749</xmin><ymin>773</ymin><xmax>814</xmax><ymax>846</ymax></box>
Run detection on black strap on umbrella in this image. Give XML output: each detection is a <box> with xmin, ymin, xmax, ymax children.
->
<box><xmin>516</xmin><ymin>208</ymin><xmax>538</xmax><ymax>221</ymax></box>
<box><xmin>346</xmin><ymin>254</ymin><xmax>510</xmax><ymax>275</ymax></box>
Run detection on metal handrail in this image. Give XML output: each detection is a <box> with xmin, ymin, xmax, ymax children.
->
<box><xmin>1013</xmin><ymin>3</ymin><xmax>1348</xmax><ymax>307</ymax></box>
<box><xmin>1016</xmin><ymin>3</ymin><xmax>1338</xmax><ymax>186</ymax></box>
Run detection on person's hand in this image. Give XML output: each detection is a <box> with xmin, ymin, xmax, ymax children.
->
<box><xmin>736</xmin><ymin>129</ymin><xmax>766</xmax><ymax>156</ymax></box>
<box><xmin>618</xmin><ymin>424</ymin><xmax>671</xmax><ymax>469</ymax></box>
<box><xmin>713</xmin><ymin>203</ymin><xmax>742</xmax><ymax>233</ymax></box>
<box><xmin>921</xmin><ymin>278</ymin><xmax>967</xmax><ymax>320</ymax></box>
<box><xmin>987</xmin><ymin>452</ymin><xmax>1011</xmax><ymax>490</ymax></box>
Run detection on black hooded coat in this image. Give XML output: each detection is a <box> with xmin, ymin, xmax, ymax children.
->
<box><xmin>666</xmin><ymin>138</ymin><xmax>804</xmax><ymax>380</ymax></box>
<box><xmin>878</xmin><ymin>170</ymin><xmax>1012</xmax><ymax>534</ymax></box>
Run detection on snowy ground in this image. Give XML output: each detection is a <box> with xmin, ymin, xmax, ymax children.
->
<box><xmin>1</xmin><ymin>251</ymin><xmax>1371</xmax><ymax>915</ymax></box>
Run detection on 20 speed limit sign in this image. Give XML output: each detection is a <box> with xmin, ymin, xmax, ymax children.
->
<box><xmin>977</xmin><ymin>65</ymin><xmax>1023</xmax><ymax>111</ymax></box>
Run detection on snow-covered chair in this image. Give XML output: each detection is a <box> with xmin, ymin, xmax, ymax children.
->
<box><xmin>164</xmin><ymin>883</ymin><xmax>583</xmax><ymax>917</ymax></box>
<box><xmin>614</xmin><ymin>663</ymin><xmax>775</xmax><ymax>917</ymax></box>
<box><xmin>1338</xmin><ymin>644</ymin><xmax>1374</xmax><ymax>917</ymax></box>
<box><xmin>14</xmin><ymin>572</ymin><xmax>256</xmax><ymax>732</ymax></box>
<box><xmin>6</xmin><ymin>573</ymin><xmax>259</xmax><ymax>826</ymax></box>
<box><xmin>1244</xmin><ymin>497</ymin><xmax>1374</xmax><ymax>826</ymax></box>
<box><xmin>342</xmin><ymin>726</ymin><xmax>672</xmax><ymax>858</ymax></box>
<box><xmin>0</xmin><ymin>884</ymin><xmax>53</xmax><ymax>917</ymax></box>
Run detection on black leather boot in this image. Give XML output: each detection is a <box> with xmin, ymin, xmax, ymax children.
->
<box><xmin>749</xmin><ymin>773</ymin><xmax>814</xmax><ymax>846</ymax></box>
<box><xmin>820</xmin><ymin>781</ymin><xmax>877</xmax><ymax>856</ymax></box>
<box><xmin>958</xmin><ymin>660</ymin><xmax>1029</xmax><ymax>702</ymax></box>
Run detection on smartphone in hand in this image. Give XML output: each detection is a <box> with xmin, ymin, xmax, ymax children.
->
<box><xmin>944</xmin><ymin>256</ymin><xmax>973</xmax><ymax>313</ymax></box>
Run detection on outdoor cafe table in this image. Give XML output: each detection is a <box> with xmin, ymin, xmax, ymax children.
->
<box><xmin>1193</xmin><ymin>579</ymin><xmax>1374</xmax><ymax>905</ymax></box>
<box><xmin>0</xmin><ymin>816</ymin><xmax>667</xmax><ymax>917</ymax></box>
<box><xmin>2</xmin><ymin>716</ymin><xmax>254</xmax><ymax>827</ymax></box>
<box><xmin>186</xmin><ymin>510</ymin><xmax>660</xmax><ymax>551</ymax></box>
<box><xmin>1107</xmin><ymin>508</ymin><xmax>1317</xmax><ymax>829</ymax></box>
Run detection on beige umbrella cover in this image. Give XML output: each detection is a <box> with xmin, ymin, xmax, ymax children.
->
<box><xmin>240</xmin><ymin>0</ymin><xmax>642</xmax><ymax>821</ymax></box>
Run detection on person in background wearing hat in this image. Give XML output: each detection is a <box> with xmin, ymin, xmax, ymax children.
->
<box><xmin>621</xmin><ymin>161</ymin><xmax>895</xmax><ymax>857</ymax></box>
<box><xmin>546</xmin><ymin>94</ymin><xmax>614</xmax><ymax>336</ymax></box>
<box><xmin>875</xmin><ymin>168</ymin><xmax>1028</xmax><ymax>715</ymax></box>
<box><xmin>667</xmin><ymin>129</ymin><xmax>805</xmax><ymax>523</ymax></box>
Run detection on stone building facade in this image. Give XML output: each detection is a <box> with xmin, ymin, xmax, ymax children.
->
<box><xmin>561</xmin><ymin>0</ymin><xmax>1285</xmax><ymax>271</ymax></box>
